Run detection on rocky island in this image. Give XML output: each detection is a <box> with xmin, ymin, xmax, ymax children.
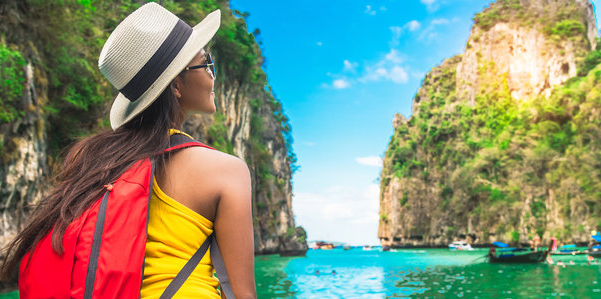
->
<box><xmin>379</xmin><ymin>0</ymin><xmax>601</xmax><ymax>248</ymax></box>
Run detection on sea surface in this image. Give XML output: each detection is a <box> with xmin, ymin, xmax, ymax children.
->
<box><xmin>2</xmin><ymin>248</ymin><xmax>601</xmax><ymax>298</ymax></box>
<box><xmin>254</xmin><ymin>248</ymin><xmax>601</xmax><ymax>298</ymax></box>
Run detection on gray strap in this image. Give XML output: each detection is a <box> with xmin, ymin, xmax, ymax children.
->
<box><xmin>159</xmin><ymin>233</ymin><xmax>214</xmax><ymax>299</ymax></box>
<box><xmin>211</xmin><ymin>237</ymin><xmax>236</xmax><ymax>299</ymax></box>
<box><xmin>168</xmin><ymin>134</ymin><xmax>194</xmax><ymax>148</ymax></box>
<box><xmin>84</xmin><ymin>189</ymin><xmax>110</xmax><ymax>299</ymax></box>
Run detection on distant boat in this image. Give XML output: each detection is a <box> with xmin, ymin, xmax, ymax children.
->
<box><xmin>311</xmin><ymin>241</ymin><xmax>334</xmax><ymax>250</ymax></box>
<box><xmin>551</xmin><ymin>244</ymin><xmax>587</xmax><ymax>255</ymax></box>
<box><xmin>487</xmin><ymin>241</ymin><xmax>548</xmax><ymax>263</ymax></box>
<box><xmin>448</xmin><ymin>241</ymin><xmax>473</xmax><ymax>250</ymax></box>
<box><xmin>589</xmin><ymin>235</ymin><xmax>601</xmax><ymax>258</ymax></box>
<box><xmin>589</xmin><ymin>247</ymin><xmax>601</xmax><ymax>258</ymax></box>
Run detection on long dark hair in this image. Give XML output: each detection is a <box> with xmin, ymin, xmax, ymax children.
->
<box><xmin>0</xmin><ymin>82</ymin><xmax>184</xmax><ymax>279</ymax></box>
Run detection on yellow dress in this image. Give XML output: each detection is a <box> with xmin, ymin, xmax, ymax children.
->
<box><xmin>141</xmin><ymin>130</ymin><xmax>220</xmax><ymax>299</ymax></box>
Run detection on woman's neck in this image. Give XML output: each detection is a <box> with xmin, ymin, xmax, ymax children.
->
<box><xmin>172</xmin><ymin>111</ymin><xmax>189</xmax><ymax>129</ymax></box>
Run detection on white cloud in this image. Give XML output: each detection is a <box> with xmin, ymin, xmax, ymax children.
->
<box><xmin>420</xmin><ymin>0</ymin><xmax>439</xmax><ymax>12</ymax></box>
<box><xmin>389</xmin><ymin>21</ymin><xmax>420</xmax><ymax>46</ymax></box>
<box><xmin>390</xmin><ymin>26</ymin><xmax>402</xmax><ymax>37</ymax></box>
<box><xmin>374</xmin><ymin>67</ymin><xmax>388</xmax><ymax>77</ymax></box>
<box><xmin>295</xmin><ymin>192</ymin><xmax>348</xmax><ymax>220</ymax></box>
<box><xmin>326</xmin><ymin>50</ymin><xmax>410</xmax><ymax>88</ymax></box>
<box><xmin>406</xmin><ymin>20</ymin><xmax>421</xmax><ymax>31</ymax></box>
<box><xmin>379</xmin><ymin>6</ymin><xmax>387</xmax><ymax>11</ymax></box>
<box><xmin>363</xmin><ymin>183</ymin><xmax>379</xmax><ymax>199</ymax></box>
<box><xmin>426</xmin><ymin>32</ymin><xmax>438</xmax><ymax>40</ymax></box>
<box><xmin>418</xmin><ymin>18</ymin><xmax>457</xmax><ymax>42</ymax></box>
<box><xmin>385</xmin><ymin>49</ymin><xmax>402</xmax><ymax>63</ymax></box>
<box><xmin>389</xmin><ymin>65</ymin><xmax>409</xmax><ymax>83</ymax></box>
<box><xmin>316</xmin><ymin>41</ymin><xmax>323</xmax><ymax>46</ymax></box>
<box><xmin>431</xmin><ymin>18</ymin><xmax>450</xmax><ymax>25</ymax></box>
<box><xmin>389</xmin><ymin>26</ymin><xmax>403</xmax><ymax>47</ymax></box>
<box><xmin>355</xmin><ymin>156</ymin><xmax>383</xmax><ymax>167</ymax></box>
<box><xmin>332</xmin><ymin>78</ymin><xmax>351</xmax><ymax>89</ymax></box>
<box><xmin>343</xmin><ymin>60</ymin><xmax>359</xmax><ymax>72</ymax></box>
<box><xmin>359</xmin><ymin>53</ymin><xmax>409</xmax><ymax>85</ymax></box>
<box><xmin>322</xmin><ymin>202</ymin><xmax>354</xmax><ymax>219</ymax></box>
<box><xmin>293</xmin><ymin>183</ymin><xmax>381</xmax><ymax>245</ymax></box>
<box><xmin>360</xmin><ymin>67</ymin><xmax>384</xmax><ymax>82</ymax></box>
<box><xmin>364</xmin><ymin>5</ymin><xmax>376</xmax><ymax>15</ymax></box>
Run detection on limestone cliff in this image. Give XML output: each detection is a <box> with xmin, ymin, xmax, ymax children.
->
<box><xmin>456</xmin><ymin>0</ymin><xmax>596</xmax><ymax>104</ymax></box>
<box><xmin>380</xmin><ymin>0</ymin><xmax>601</xmax><ymax>247</ymax></box>
<box><xmin>0</xmin><ymin>0</ymin><xmax>306</xmax><ymax>260</ymax></box>
<box><xmin>0</xmin><ymin>61</ymin><xmax>48</xmax><ymax>249</ymax></box>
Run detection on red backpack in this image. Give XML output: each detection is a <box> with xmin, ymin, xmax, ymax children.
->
<box><xmin>19</xmin><ymin>134</ymin><xmax>234</xmax><ymax>299</ymax></box>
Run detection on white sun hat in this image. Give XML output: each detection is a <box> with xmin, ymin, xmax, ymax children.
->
<box><xmin>98</xmin><ymin>2</ymin><xmax>220</xmax><ymax>130</ymax></box>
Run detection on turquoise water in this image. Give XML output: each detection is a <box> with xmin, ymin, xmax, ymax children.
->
<box><xmin>0</xmin><ymin>291</ymin><xmax>16</xmax><ymax>299</ymax></box>
<box><xmin>255</xmin><ymin>248</ymin><xmax>601</xmax><ymax>298</ymax></box>
<box><xmin>3</xmin><ymin>248</ymin><xmax>601</xmax><ymax>298</ymax></box>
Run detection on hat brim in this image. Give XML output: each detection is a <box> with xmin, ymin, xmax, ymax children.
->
<box><xmin>109</xmin><ymin>9</ymin><xmax>221</xmax><ymax>130</ymax></box>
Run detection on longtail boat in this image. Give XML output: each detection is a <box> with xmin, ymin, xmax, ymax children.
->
<box><xmin>488</xmin><ymin>249</ymin><xmax>548</xmax><ymax>263</ymax></box>
<box><xmin>487</xmin><ymin>242</ymin><xmax>548</xmax><ymax>263</ymax></box>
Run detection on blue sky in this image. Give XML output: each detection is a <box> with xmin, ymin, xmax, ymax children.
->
<box><xmin>229</xmin><ymin>0</ymin><xmax>601</xmax><ymax>245</ymax></box>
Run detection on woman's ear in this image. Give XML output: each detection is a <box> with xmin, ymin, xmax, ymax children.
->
<box><xmin>170</xmin><ymin>77</ymin><xmax>183</xmax><ymax>99</ymax></box>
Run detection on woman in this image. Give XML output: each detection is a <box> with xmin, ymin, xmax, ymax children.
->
<box><xmin>1</xmin><ymin>3</ymin><xmax>256</xmax><ymax>298</ymax></box>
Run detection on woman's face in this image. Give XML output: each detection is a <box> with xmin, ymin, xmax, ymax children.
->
<box><xmin>174</xmin><ymin>50</ymin><xmax>216</xmax><ymax>114</ymax></box>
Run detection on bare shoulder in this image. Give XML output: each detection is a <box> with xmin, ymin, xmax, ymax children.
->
<box><xmin>172</xmin><ymin>146</ymin><xmax>250</xmax><ymax>182</ymax></box>
<box><xmin>160</xmin><ymin>145</ymin><xmax>250</xmax><ymax>220</ymax></box>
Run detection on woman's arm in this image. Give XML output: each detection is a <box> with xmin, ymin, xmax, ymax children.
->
<box><xmin>213</xmin><ymin>156</ymin><xmax>256</xmax><ymax>299</ymax></box>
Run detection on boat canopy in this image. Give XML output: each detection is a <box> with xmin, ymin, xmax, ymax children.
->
<box><xmin>560</xmin><ymin>244</ymin><xmax>576</xmax><ymax>248</ymax></box>
<box><xmin>498</xmin><ymin>248</ymin><xmax>528</xmax><ymax>252</ymax></box>
<box><xmin>592</xmin><ymin>235</ymin><xmax>601</xmax><ymax>242</ymax></box>
<box><xmin>493</xmin><ymin>241</ymin><xmax>509</xmax><ymax>248</ymax></box>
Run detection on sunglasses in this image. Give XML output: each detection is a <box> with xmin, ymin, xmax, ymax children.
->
<box><xmin>182</xmin><ymin>53</ymin><xmax>216</xmax><ymax>79</ymax></box>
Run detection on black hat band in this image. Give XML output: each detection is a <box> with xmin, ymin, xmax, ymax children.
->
<box><xmin>119</xmin><ymin>19</ymin><xmax>193</xmax><ymax>102</ymax></box>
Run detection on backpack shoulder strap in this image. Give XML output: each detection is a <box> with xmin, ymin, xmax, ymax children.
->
<box><xmin>159</xmin><ymin>234</ymin><xmax>214</xmax><ymax>299</ymax></box>
<box><xmin>165</xmin><ymin>133</ymin><xmax>215</xmax><ymax>152</ymax></box>
<box><xmin>211</xmin><ymin>238</ymin><xmax>235</xmax><ymax>299</ymax></box>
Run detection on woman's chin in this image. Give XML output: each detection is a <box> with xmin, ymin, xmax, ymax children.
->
<box><xmin>185</xmin><ymin>105</ymin><xmax>216</xmax><ymax>115</ymax></box>
<box><xmin>200</xmin><ymin>105</ymin><xmax>217</xmax><ymax>114</ymax></box>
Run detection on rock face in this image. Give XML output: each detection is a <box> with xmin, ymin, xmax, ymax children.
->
<box><xmin>379</xmin><ymin>0</ymin><xmax>600</xmax><ymax>248</ymax></box>
<box><xmin>0</xmin><ymin>62</ymin><xmax>49</xmax><ymax>249</ymax></box>
<box><xmin>380</xmin><ymin>56</ymin><xmax>465</xmax><ymax>248</ymax></box>
<box><xmin>457</xmin><ymin>0</ymin><xmax>596</xmax><ymax>104</ymax></box>
<box><xmin>0</xmin><ymin>0</ymin><xmax>306</xmax><ymax>259</ymax></box>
